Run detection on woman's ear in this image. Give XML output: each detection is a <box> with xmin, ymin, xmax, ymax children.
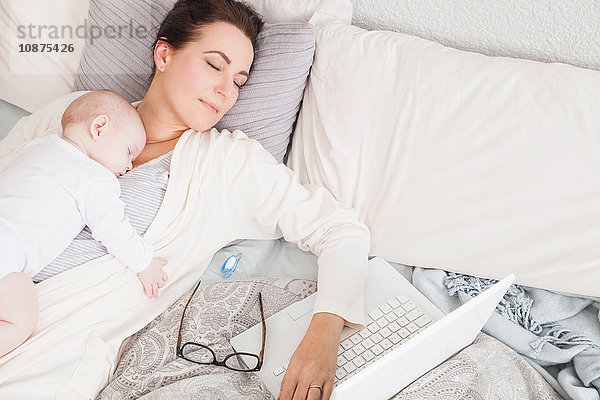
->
<box><xmin>89</xmin><ymin>115</ymin><xmax>109</xmax><ymax>140</ymax></box>
<box><xmin>154</xmin><ymin>37</ymin><xmax>171</xmax><ymax>73</ymax></box>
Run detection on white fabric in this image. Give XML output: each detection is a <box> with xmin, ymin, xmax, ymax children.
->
<box><xmin>244</xmin><ymin>0</ymin><xmax>352</xmax><ymax>24</ymax></box>
<box><xmin>0</xmin><ymin>92</ymin><xmax>370</xmax><ymax>399</ymax></box>
<box><xmin>287</xmin><ymin>20</ymin><xmax>600</xmax><ymax>297</ymax></box>
<box><xmin>0</xmin><ymin>134</ymin><xmax>153</xmax><ymax>277</ymax></box>
<box><xmin>0</xmin><ymin>1</ymin><xmax>89</xmax><ymax>112</ymax></box>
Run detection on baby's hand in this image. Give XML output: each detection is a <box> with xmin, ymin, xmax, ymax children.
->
<box><xmin>137</xmin><ymin>258</ymin><xmax>168</xmax><ymax>299</ymax></box>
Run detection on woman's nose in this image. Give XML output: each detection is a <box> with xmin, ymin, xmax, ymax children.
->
<box><xmin>215</xmin><ymin>78</ymin><xmax>235</xmax><ymax>98</ymax></box>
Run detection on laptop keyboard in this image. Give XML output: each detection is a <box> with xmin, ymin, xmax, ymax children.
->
<box><xmin>271</xmin><ymin>293</ymin><xmax>433</xmax><ymax>386</ymax></box>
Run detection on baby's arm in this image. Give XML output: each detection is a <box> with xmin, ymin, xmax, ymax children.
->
<box><xmin>78</xmin><ymin>178</ymin><xmax>168</xmax><ymax>298</ymax></box>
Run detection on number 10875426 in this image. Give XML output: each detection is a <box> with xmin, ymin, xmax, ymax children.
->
<box><xmin>18</xmin><ymin>43</ymin><xmax>74</xmax><ymax>52</ymax></box>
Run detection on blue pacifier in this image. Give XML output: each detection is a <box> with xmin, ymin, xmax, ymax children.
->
<box><xmin>221</xmin><ymin>252</ymin><xmax>242</xmax><ymax>278</ymax></box>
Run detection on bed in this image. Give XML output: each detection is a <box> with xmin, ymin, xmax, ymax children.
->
<box><xmin>0</xmin><ymin>0</ymin><xmax>599</xmax><ymax>399</ymax></box>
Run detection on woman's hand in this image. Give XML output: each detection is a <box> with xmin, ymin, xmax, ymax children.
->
<box><xmin>137</xmin><ymin>258</ymin><xmax>168</xmax><ymax>299</ymax></box>
<box><xmin>278</xmin><ymin>312</ymin><xmax>344</xmax><ymax>400</ymax></box>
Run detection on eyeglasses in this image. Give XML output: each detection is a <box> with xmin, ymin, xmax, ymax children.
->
<box><xmin>176</xmin><ymin>280</ymin><xmax>266</xmax><ymax>372</ymax></box>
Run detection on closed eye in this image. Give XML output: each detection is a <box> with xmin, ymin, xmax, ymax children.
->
<box><xmin>208</xmin><ymin>60</ymin><xmax>244</xmax><ymax>89</ymax></box>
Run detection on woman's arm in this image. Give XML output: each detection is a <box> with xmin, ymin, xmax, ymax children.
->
<box><xmin>225</xmin><ymin>130</ymin><xmax>370</xmax><ymax>399</ymax></box>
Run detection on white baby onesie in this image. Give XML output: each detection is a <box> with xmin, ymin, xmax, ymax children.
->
<box><xmin>0</xmin><ymin>134</ymin><xmax>152</xmax><ymax>279</ymax></box>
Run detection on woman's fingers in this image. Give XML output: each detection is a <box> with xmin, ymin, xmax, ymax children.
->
<box><xmin>291</xmin><ymin>379</ymin><xmax>310</xmax><ymax>400</ymax></box>
<box><xmin>322</xmin><ymin>380</ymin><xmax>334</xmax><ymax>400</ymax></box>
<box><xmin>162</xmin><ymin>271</ymin><xmax>168</xmax><ymax>282</ymax></box>
<box><xmin>280</xmin><ymin>379</ymin><xmax>326</xmax><ymax>400</ymax></box>
<box><xmin>278</xmin><ymin>375</ymin><xmax>296</xmax><ymax>400</ymax></box>
<box><xmin>307</xmin><ymin>385</ymin><xmax>324</xmax><ymax>400</ymax></box>
<box><xmin>152</xmin><ymin>282</ymin><xmax>158</xmax><ymax>298</ymax></box>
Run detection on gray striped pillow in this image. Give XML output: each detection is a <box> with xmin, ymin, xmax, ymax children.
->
<box><xmin>72</xmin><ymin>0</ymin><xmax>315</xmax><ymax>163</ymax></box>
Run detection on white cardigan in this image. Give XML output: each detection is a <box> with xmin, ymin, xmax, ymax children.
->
<box><xmin>0</xmin><ymin>92</ymin><xmax>370</xmax><ymax>399</ymax></box>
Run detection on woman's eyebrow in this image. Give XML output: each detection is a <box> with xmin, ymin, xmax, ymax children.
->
<box><xmin>204</xmin><ymin>50</ymin><xmax>249</xmax><ymax>77</ymax></box>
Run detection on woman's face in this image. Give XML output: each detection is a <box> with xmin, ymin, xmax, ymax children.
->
<box><xmin>157</xmin><ymin>22</ymin><xmax>254</xmax><ymax>132</ymax></box>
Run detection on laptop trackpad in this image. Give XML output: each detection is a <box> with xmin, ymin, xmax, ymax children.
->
<box><xmin>287</xmin><ymin>295</ymin><xmax>316</xmax><ymax>321</ymax></box>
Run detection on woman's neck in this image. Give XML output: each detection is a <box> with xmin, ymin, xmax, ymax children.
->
<box><xmin>136</xmin><ymin>83</ymin><xmax>188</xmax><ymax>145</ymax></box>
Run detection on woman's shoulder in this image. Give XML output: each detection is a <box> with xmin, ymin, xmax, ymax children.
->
<box><xmin>206</xmin><ymin>127</ymin><xmax>267</xmax><ymax>152</ymax></box>
<box><xmin>178</xmin><ymin>127</ymin><xmax>279</xmax><ymax>174</ymax></box>
<box><xmin>207</xmin><ymin>127</ymin><xmax>276</xmax><ymax>162</ymax></box>
<box><xmin>175</xmin><ymin>127</ymin><xmax>279</xmax><ymax>174</ymax></box>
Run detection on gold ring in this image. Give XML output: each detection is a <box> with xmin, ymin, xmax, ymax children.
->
<box><xmin>308</xmin><ymin>384</ymin><xmax>323</xmax><ymax>392</ymax></box>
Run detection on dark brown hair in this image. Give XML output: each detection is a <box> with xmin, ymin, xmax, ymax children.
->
<box><xmin>151</xmin><ymin>0</ymin><xmax>264</xmax><ymax>77</ymax></box>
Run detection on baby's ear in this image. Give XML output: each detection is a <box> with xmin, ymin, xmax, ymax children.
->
<box><xmin>89</xmin><ymin>115</ymin><xmax>109</xmax><ymax>140</ymax></box>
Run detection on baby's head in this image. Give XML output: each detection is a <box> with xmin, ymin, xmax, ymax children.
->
<box><xmin>61</xmin><ymin>90</ymin><xmax>146</xmax><ymax>176</ymax></box>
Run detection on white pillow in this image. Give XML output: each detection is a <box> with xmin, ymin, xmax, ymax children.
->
<box><xmin>0</xmin><ymin>1</ymin><xmax>89</xmax><ymax>112</ymax></box>
<box><xmin>245</xmin><ymin>0</ymin><xmax>352</xmax><ymax>24</ymax></box>
<box><xmin>287</xmin><ymin>21</ymin><xmax>600</xmax><ymax>297</ymax></box>
<box><xmin>0</xmin><ymin>0</ymin><xmax>351</xmax><ymax>113</ymax></box>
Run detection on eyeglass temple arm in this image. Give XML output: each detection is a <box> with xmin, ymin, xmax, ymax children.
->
<box><xmin>258</xmin><ymin>292</ymin><xmax>266</xmax><ymax>362</ymax></box>
<box><xmin>177</xmin><ymin>280</ymin><xmax>203</xmax><ymax>350</ymax></box>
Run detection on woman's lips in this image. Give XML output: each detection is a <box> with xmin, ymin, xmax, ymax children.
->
<box><xmin>200</xmin><ymin>99</ymin><xmax>218</xmax><ymax>114</ymax></box>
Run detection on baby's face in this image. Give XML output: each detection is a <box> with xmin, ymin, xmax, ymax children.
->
<box><xmin>88</xmin><ymin>116</ymin><xmax>146</xmax><ymax>176</ymax></box>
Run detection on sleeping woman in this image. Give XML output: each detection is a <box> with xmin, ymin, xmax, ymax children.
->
<box><xmin>3</xmin><ymin>1</ymin><xmax>370</xmax><ymax>399</ymax></box>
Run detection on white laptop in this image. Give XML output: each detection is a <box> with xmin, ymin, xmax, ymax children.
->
<box><xmin>231</xmin><ymin>257</ymin><xmax>514</xmax><ymax>400</ymax></box>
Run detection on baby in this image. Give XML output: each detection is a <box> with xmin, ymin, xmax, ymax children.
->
<box><xmin>0</xmin><ymin>90</ymin><xmax>168</xmax><ymax>358</ymax></box>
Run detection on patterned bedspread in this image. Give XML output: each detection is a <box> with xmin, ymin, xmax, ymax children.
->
<box><xmin>98</xmin><ymin>278</ymin><xmax>561</xmax><ymax>400</ymax></box>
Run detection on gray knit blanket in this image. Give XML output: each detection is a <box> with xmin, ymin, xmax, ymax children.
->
<box><xmin>408</xmin><ymin>267</ymin><xmax>600</xmax><ymax>400</ymax></box>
